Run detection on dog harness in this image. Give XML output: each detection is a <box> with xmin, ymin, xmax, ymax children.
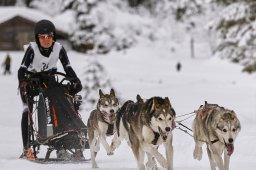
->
<box><xmin>211</xmin><ymin>139</ymin><xmax>219</xmax><ymax>144</ymax></box>
<box><xmin>152</xmin><ymin>131</ymin><xmax>160</xmax><ymax>145</ymax></box>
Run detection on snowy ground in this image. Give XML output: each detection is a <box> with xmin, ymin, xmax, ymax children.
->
<box><xmin>0</xmin><ymin>40</ymin><xmax>256</xmax><ymax>169</ymax></box>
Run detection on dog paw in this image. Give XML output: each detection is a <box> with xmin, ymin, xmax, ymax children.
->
<box><xmin>107</xmin><ymin>151</ymin><xmax>114</xmax><ymax>156</ymax></box>
<box><xmin>92</xmin><ymin>163</ymin><xmax>99</xmax><ymax>168</ymax></box>
<box><xmin>110</xmin><ymin>144</ymin><xmax>116</xmax><ymax>152</ymax></box>
<box><xmin>193</xmin><ymin>147</ymin><xmax>202</xmax><ymax>160</ymax></box>
<box><xmin>159</xmin><ymin>159</ymin><xmax>168</xmax><ymax>169</ymax></box>
<box><xmin>146</xmin><ymin>161</ymin><xmax>158</xmax><ymax>170</ymax></box>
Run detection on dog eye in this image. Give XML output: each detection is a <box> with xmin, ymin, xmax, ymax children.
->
<box><xmin>222</xmin><ymin>129</ymin><xmax>227</xmax><ymax>133</ymax></box>
<box><xmin>158</xmin><ymin>118</ymin><xmax>163</xmax><ymax>121</ymax></box>
<box><xmin>232</xmin><ymin>128</ymin><xmax>236</xmax><ymax>132</ymax></box>
<box><xmin>168</xmin><ymin>117</ymin><xmax>172</xmax><ymax>120</ymax></box>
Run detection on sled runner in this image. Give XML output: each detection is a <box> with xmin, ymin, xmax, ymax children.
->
<box><xmin>22</xmin><ymin>71</ymin><xmax>90</xmax><ymax>163</ymax></box>
<box><xmin>27</xmin><ymin>158</ymin><xmax>91</xmax><ymax>164</ymax></box>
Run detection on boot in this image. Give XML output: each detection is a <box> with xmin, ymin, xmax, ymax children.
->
<box><xmin>19</xmin><ymin>148</ymin><xmax>36</xmax><ymax>160</ymax></box>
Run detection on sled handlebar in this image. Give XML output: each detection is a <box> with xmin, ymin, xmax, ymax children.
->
<box><xmin>25</xmin><ymin>71</ymin><xmax>75</xmax><ymax>84</ymax></box>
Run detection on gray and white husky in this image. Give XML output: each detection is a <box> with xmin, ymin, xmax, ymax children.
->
<box><xmin>87</xmin><ymin>89</ymin><xmax>119</xmax><ymax>168</ymax></box>
<box><xmin>192</xmin><ymin>102</ymin><xmax>241</xmax><ymax>170</ymax></box>
<box><xmin>113</xmin><ymin>96</ymin><xmax>176</xmax><ymax>170</ymax></box>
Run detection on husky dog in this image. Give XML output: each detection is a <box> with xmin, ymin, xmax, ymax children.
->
<box><xmin>112</xmin><ymin>95</ymin><xmax>144</xmax><ymax>149</ymax></box>
<box><xmin>113</xmin><ymin>96</ymin><xmax>176</xmax><ymax>170</ymax></box>
<box><xmin>192</xmin><ymin>102</ymin><xmax>241</xmax><ymax>170</ymax></box>
<box><xmin>87</xmin><ymin>89</ymin><xmax>119</xmax><ymax>168</ymax></box>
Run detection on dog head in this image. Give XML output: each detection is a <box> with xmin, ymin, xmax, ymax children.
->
<box><xmin>97</xmin><ymin>88</ymin><xmax>119</xmax><ymax>124</ymax></box>
<box><xmin>147</xmin><ymin>97</ymin><xmax>176</xmax><ymax>142</ymax></box>
<box><xmin>214</xmin><ymin>110</ymin><xmax>241</xmax><ymax>156</ymax></box>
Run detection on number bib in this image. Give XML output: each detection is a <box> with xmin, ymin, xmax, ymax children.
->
<box><xmin>28</xmin><ymin>42</ymin><xmax>61</xmax><ymax>72</ymax></box>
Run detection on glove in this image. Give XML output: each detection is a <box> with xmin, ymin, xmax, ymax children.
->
<box><xmin>72</xmin><ymin>78</ymin><xmax>82</xmax><ymax>94</ymax></box>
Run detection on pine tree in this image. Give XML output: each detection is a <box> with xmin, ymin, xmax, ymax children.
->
<box><xmin>63</xmin><ymin>0</ymin><xmax>135</xmax><ymax>54</ymax></box>
<box><xmin>29</xmin><ymin>0</ymin><xmax>63</xmax><ymax>15</ymax></box>
<box><xmin>82</xmin><ymin>58</ymin><xmax>112</xmax><ymax>111</ymax></box>
<box><xmin>211</xmin><ymin>1</ymin><xmax>256</xmax><ymax>73</ymax></box>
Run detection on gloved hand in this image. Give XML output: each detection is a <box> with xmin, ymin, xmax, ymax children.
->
<box><xmin>72</xmin><ymin>77</ymin><xmax>82</xmax><ymax>94</ymax></box>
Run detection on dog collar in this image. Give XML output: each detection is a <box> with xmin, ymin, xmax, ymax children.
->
<box><xmin>211</xmin><ymin>139</ymin><xmax>219</xmax><ymax>144</ymax></box>
<box><xmin>152</xmin><ymin>131</ymin><xmax>160</xmax><ymax>145</ymax></box>
<box><xmin>106</xmin><ymin>124</ymin><xmax>114</xmax><ymax>136</ymax></box>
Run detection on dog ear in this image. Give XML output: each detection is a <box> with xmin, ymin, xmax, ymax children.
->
<box><xmin>164</xmin><ymin>97</ymin><xmax>171</xmax><ymax>108</ymax></box>
<box><xmin>99</xmin><ymin>89</ymin><xmax>104</xmax><ymax>97</ymax></box>
<box><xmin>153</xmin><ymin>97</ymin><xmax>160</xmax><ymax>109</ymax></box>
<box><xmin>136</xmin><ymin>94</ymin><xmax>143</xmax><ymax>103</ymax></box>
<box><xmin>230</xmin><ymin>111</ymin><xmax>237</xmax><ymax>119</ymax></box>
<box><xmin>236</xmin><ymin>119</ymin><xmax>241</xmax><ymax>131</ymax></box>
<box><xmin>110</xmin><ymin>88</ymin><xmax>115</xmax><ymax>97</ymax></box>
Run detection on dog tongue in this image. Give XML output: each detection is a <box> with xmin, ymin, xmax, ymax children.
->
<box><xmin>226</xmin><ymin>144</ymin><xmax>234</xmax><ymax>156</ymax></box>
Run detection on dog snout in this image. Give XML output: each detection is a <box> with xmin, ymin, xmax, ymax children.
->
<box><xmin>165</xmin><ymin>127</ymin><xmax>171</xmax><ymax>132</ymax></box>
<box><xmin>228</xmin><ymin>138</ymin><xmax>233</xmax><ymax>143</ymax></box>
<box><xmin>110</xmin><ymin>109</ymin><xmax>114</xmax><ymax>113</ymax></box>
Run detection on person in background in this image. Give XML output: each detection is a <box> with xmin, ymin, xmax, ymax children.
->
<box><xmin>18</xmin><ymin>19</ymin><xmax>82</xmax><ymax>160</ymax></box>
<box><xmin>176</xmin><ymin>62</ymin><xmax>182</xmax><ymax>72</ymax></box>
<box><xmin>2</xmin><ymin>52</ymin><xmax>11</xmax><ymax>75</ymax></box>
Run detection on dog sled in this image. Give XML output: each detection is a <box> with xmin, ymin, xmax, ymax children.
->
<box><xmin>23</xmin><ymin>71</ymin><xmax>90</xmax><ymax>163</ymax></box>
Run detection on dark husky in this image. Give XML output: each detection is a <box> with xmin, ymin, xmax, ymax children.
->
<box><xmin>112</xmin><ymin>96</ymin><xmax>176</xmax><ymax>170</ymax></box>
<box><xmin>193</xmin><ymin>102</ymin><xmax>241</xmax><ymax>170</ymax></box>
<box><xmin>87</xmin><ymin>89</ymin><xmax>119</xmax><ymax>168</ymax></box>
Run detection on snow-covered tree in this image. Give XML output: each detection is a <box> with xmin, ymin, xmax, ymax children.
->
<box><xmin>63</xmin><ymin>0</ymin><xmax>136</xmax><ymax>54</ymax></box>
<box><xmin>82</xmin><ymin>58</ymin><xmax>112</xmax><ymax>111</ymax></box>
<box><xmin>29</xmin><ymin>0</ymin><xmax>63</xmax><ymax>16</ymax></box>
<box><xmin>210</xmin><ymin>1</ymin><xmax>256</xmax><ymax>73</ymax></box>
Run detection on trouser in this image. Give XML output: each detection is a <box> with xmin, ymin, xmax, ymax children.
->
<box><xmin>20</xmin><ymin>84</ymin><xmax>34</xmax><ymax>149</ymax></box>
<box><xmin>4</xmin><ymin>65</ymin><xmax>11</xmax><ymax>74</ymax></box>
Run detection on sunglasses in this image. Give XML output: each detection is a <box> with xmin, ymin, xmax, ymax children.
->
<box><xmin>38</xmin><ymin>34</ymin><xmax>53</xmax><ymax>40</ymax></box>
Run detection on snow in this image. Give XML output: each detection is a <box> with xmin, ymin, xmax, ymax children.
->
<box><xmin>0</xmin><ymin>2</ymin><xmax>256</xmax><ymax>169</ymax></box>
<box><xmin>0</xmin><ymin>37</ymin><xmax>256</xmax><ymax>169</ymax></box>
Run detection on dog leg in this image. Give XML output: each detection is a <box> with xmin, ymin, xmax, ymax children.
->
<box><xmin>165</xmin><ymin>138</ymin><xmax>174</xmax><ymax>170</ymax></box>
<box><xmin>90</xmin><ymin>147</ymin><xmax>98</xmax><ymax>168</ymax></box>
<box><xmin>88</xmin><ymin>133</ymin><xmax>99</xmax><ymax>168</ymax></box>
<box><xmin>99</xmin><ymin>135</ymin><xmax>114</xmax><ymax>155</ymax></box>
<box><xmin>193</xmin><ymin>141</ymin><xmax>203</xmax><ymax>160</ymax></box>
<box><xmin>130</xmin><ymin>140</ymin><xmax>146</xmax><ymax>170</ymax></box>
<box><xmin>223</xmin><ymin>149</ymin><xmax>230</xmax><ymax>170</ymax></box>
<box><xmin>207</xmin><ymin>146</ymin><xmax>216</xmax><ymax>170</ymax></box>
<box><xmin>146</xmin><ymin>152</ymin><xmax>158</xmax><ymax>170</ymax></box>
<box><xmin>142</xmin><ymin>143</ymin><xmax>167</xmax><ymax>169</ymax></box>
<box><xmin>88</xmin><ymin>126</ymin><xmax>99</xmax><ymax>168</ymax></box>
<box><xmin>91</xmin><ymin>137</ymin><xmax>100</xmax><ymax>153</ymax></box>
<box><xmin>210</xmin><ymin>146</ymin><xmax>224</xmax><ymax>170</ymax></box>
<box><xmin>136</xmin><ymin>148</ymin><xmax>146</xmax><ymax>170</ymax></box>
<box><xmin>110</xmin><ymin>132</ymin><xmax>121</xmax><ymax>152</ymax></box>
<box><xmin>213</xmin><ymin>154</ymin><xmax>224</xmax><ymax>170</ymax></box>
